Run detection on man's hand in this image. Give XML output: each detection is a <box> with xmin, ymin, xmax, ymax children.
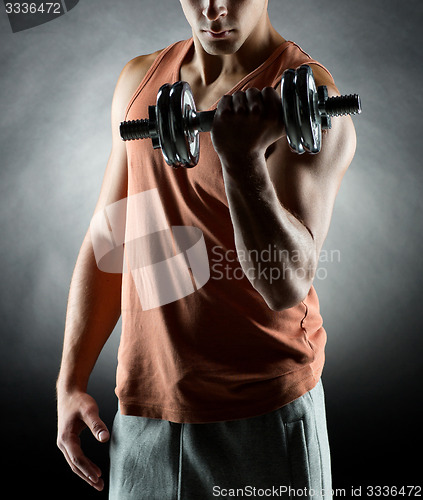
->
<box><xmin>211</xmin><ymin>87</ymin><xmax>285</xmax><ymax>167</ymax></box>
<box><xmin>57</xmin><ymin>391</ymin><xmax>110</xmax><ymax>491</ymax></box>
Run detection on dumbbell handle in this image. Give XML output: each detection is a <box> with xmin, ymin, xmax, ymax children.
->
<box><xmin>188</xmin><ymin>110</ymin><xmax>216</xmax><ymax>133</ymax></box>
<box><xmin>120</xmin><ymin>91</ymin><xmax>361</xmax><ymax>141</ymax></box>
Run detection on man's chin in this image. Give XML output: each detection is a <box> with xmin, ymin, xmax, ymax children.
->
<box><xmin>200</xmin><ymin>40</ymin><xmax>241</xmax><ymax>56</ymax></box>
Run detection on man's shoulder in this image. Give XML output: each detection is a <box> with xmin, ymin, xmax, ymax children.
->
<box><xmin>121</xmin><ymin>49</ymin><xmax>164</xmax><ymax>87</ymax></box>
<box><xmin>112</xmin><ymin>49</ymin><xmax>164</xmax><ymax>120</ymax></box>
<box><xmin>284</xmin><ymin>41</ymin><xmax>337</xmax><ymax>91</ymax></box>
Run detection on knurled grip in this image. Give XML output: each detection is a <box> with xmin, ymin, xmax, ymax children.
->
<box><xmin>120</xmin><ymin>119</ymin><xmax>150</xmax><ymax>141</ymax></box>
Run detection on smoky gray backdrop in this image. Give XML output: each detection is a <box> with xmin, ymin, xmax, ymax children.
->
<box><xmin>1</xmin><ymin>0</ymin><xmax>422</xmax><ymax>497</ymax></box>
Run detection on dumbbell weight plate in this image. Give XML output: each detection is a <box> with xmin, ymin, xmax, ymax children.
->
<box><xmin>295</xmin><ymin>65</ymin><xmax>321</xmax><ymax>154</ymax></box>
<box><xmin>169</xmin><ymin>81</ymin><xmax>199</xmax><ymax>168</ymax></box>
<box><xmin>280</xmin><ymin>69</ymin><xmax>304</xmax><ymax>154</ymax></box>
<box><xmin>156</xmin><ymin>83</ymin><xmax>179</xmax><ymax>167</ymax></box>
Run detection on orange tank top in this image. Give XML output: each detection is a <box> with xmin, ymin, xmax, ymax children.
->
<box><xmin>117</xmin><ymin>38</ymin><xmax>332</xmax><ymax>423</ymax></box>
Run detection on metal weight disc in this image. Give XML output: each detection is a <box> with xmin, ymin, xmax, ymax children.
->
<box><xmin>156</xmin><ymin>83</ymin><xmax>179</xmax><ymax>167</ymax></box>
<box><xmin>169</xmin><ymin>82</ymin><xmax>188</xmax><ymax>168</ymax></box>
<box><xmin>181</xmin><ymin>83</ymin><xmax>200</xmax><ymax>167</ymax></box>
<box><xmin>281</xmin><ymin>69</ymin><xmax>304</xmax><ymax>154</ymax></box>
<box><xmin>169</xmin><ymin>81</ymin><xmax>199</xmax><ymax>168</ymax></box>
<box><xmin>295</xmin><ymin>65</ymin><xmax>321</xmax><ymax>154</ymax></box>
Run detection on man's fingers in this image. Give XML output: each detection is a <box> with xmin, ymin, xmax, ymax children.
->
<box><xmin>64</xmin><ymin>434</ymin><xmax>102</xmax><ymax>478</ymax></box>
<box><xmin>232</xmin><ymin>90</ymin><xmax>248</xmax><ymax>114</ymax></box>
<box><xmin>64</xmin><ymin>451</ymin><xmax>105</xmax><ymax>491</ymax></box>
<box><xmin>216</xmin><ymin>94</ymin><xmax>233</xmax><ymax>115</ymax></box>
<box><xmin>246</xmin><ymin>87</ymin><xmax>263</xmax><ymax>115</ymax></box>
<box><xmin>61</xmin><ymin>436</ymin><xmax>104</xmax><ymax>491</ymax></box>
<box><xmin>262</xmin><ymin>86</ymin><xmax>283</xmax><ymax>119</ymax></box>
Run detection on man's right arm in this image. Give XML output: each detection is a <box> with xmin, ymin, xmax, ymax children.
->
<box><xmin>56</xmin><ymin>52</ymin><xmax>159</xmax><ymax>491</ymax></box>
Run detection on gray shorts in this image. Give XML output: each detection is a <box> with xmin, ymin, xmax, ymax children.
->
<box><xmin>109</xmin><ymin>379</ymin><xmax>332</xmax><ymax>500</ymax></box>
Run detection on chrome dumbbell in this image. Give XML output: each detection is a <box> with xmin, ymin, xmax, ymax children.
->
<box><xmin>120</xmin><ymin>65</ymin><xmax>361</xmax><ymax>168</ymax></box>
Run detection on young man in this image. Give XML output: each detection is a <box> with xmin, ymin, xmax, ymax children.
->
<box><xmin>57</xmin><ymin>1</ymin><xmax>356</xmax><ymax>498</ymax></box>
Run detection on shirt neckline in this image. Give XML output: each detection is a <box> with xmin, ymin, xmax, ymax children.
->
<box><xmin>174</xmin><ymin>37</ymin><xmax>292</xmax><ymax>111</ymax></box>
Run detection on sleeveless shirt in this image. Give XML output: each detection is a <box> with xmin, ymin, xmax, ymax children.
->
<box><xmin>116</xmin><ymin>38</ymin><xmax>333</xmax><ymax>423</ymax></box>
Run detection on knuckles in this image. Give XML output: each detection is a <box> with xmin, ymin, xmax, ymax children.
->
<box><xmin>211</xmin><ymin>86</ymin><xmax>285</xmax><ymax>157</ymax></box>
<box><xmin>216</xmin><ymin>87</ymin><xmax>280</xmax><ymax>121</ymax></box>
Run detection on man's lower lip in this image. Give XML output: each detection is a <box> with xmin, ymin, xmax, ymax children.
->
<box><xmin>204</xmin><ymin>30</ymin><xmax>233</xmax><ymax>39</ymax></box>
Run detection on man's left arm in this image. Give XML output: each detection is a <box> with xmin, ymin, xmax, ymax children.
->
<box><xmin>212</xmin><ymin>65</ymin><xmax>357</xmax><ymax>310</ymax></box>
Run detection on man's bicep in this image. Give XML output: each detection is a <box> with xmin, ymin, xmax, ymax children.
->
<box><xmin>267</xmin><ymin>111</ymin><xmax>357</xmax><ymax>256</ymax></box>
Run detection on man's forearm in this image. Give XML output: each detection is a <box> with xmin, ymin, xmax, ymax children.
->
<box><xmin>221</xmin><ymin>153</ymin><xmax>317</xmax><ymax>311</ymax></box>
<box><xmin>57</xmin><ymin>230</ymin><xmax>122</xmax><ymax>393</ymax></box>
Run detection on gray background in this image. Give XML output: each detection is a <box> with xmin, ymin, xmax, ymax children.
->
<box><xmin>1</xmin><ymin>0</ymin><xmax>422</xmax><ymax>496</ymax></box>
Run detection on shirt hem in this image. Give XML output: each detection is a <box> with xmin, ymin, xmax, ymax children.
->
<box><xmin>117</xmin><ymin>360</ymin><xmax>324</xmax><ymax>424</ymax></box>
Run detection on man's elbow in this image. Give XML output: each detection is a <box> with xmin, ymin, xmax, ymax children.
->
<box><xmin>258</xmin><ymin>279</ymin><xmax>312</xmax><ymax>311</ymax></box>
<box><xmin>265</xmin><ymin>288</ymin><xmax>309</xmax><ymax>311</ymax></box>
<box><xmin>248</xmin><ymin>255</ymin><xmax>317</xmax><ymax>311</ymax></box>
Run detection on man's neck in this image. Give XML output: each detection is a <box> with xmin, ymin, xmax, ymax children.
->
<box><xmin>189</xmin><ymin>16</ymin><xmax>285</xmax><ymax>86</ymax></box>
